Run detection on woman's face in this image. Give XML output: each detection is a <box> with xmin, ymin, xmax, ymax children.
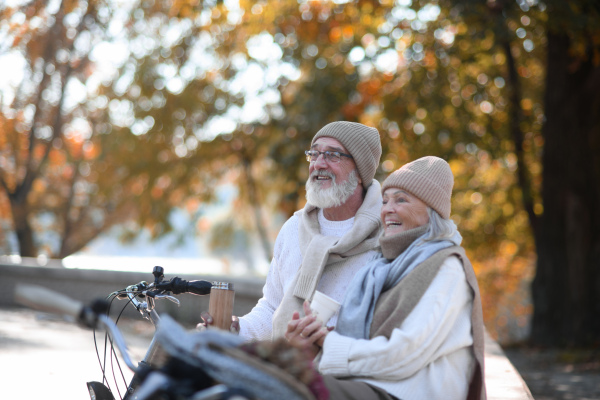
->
<box><xmin>381</xmin><ymin>188</ymin><xmax>430</xmax><ymax>236</ymax></box>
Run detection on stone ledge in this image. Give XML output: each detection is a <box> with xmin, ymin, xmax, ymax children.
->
<box><xmin>0</xmin><ymin>262</ymin><xmax>265</xmax><ymax>323</ymax></box>
<box><xmin>485</xmin><ymin>331</ymin><xmax>535</xmax><ymax>399</ymax></box>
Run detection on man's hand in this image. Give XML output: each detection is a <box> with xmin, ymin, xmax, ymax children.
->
<box><xmin>197</xmin><ymin>312</ymin><xmax>240</xmax><ymax>334</ymax></box>
<box><xmin>284</xmin><ymin>300</ymin><xmax>331</xmax><ymax>359</ymax></box>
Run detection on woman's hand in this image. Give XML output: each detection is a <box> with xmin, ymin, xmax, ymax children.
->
<box><xmin>285</xmin><ymin>300</ymin><xmax>331</xmax><ymax>359</ymax></box>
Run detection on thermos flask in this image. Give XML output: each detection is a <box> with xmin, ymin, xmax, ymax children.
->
<box><xmin>208</xmin><ymin>281</ymin><xmax>235</xmax><ymax>330</ymax></box>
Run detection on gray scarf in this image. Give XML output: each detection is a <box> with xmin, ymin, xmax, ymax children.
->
<box><xmin>271</xmin><ymin>180</ymin><xmax>383</xmax><ymax>339</ymax></box>
<box><xmin>335</xmin><ymin>224</ymin><xmax>463</xmax><ymax>339</ymax></box>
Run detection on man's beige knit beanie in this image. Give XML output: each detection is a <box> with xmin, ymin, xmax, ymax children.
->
<box><xmin>381</xmin><ymin>156</ymin><xmax>454</xmax><ymax>219</ymax></box>
<box><xmin>311</xmin><ymin>121</ymin><xmax>382</xmax><ymax>189</ymax></box>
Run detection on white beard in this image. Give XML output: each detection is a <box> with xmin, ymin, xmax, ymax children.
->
<box><xmin>305</xmin><ymin>169</ymin><xmax>359</xmax><ymax>209</ymax></box>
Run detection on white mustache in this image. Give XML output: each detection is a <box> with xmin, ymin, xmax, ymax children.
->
<box><xmin>311</xmin><ymin>170</ymin><xmax>335</xmax><ymax>180</ymax></box>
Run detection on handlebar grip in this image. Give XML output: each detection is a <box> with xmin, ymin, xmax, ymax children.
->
<box><xmin>14</xmin><ymin>284</ymin><xmax>83</xmax><ymax>318</ymax></box>
<box><xmin>186</xmin><ymin>280</ymin><xmax>212</xmax><ymax>296</ymax></box>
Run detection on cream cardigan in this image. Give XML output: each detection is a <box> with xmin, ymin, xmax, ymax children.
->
<box><xmin>319</xmin><ymin>255</ymin><xmax>480</xmax><ymax>400</ymax></box>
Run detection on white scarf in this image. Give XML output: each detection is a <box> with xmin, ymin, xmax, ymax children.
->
<box><xmin>335</xmin><ymin>225</ymin><xmax>462</xmax><ymax>338</ymax></box>
<box><xmin>271</xmin><ymin>180</ymin><xmax>383</xmax><ymax>338</ymax></box>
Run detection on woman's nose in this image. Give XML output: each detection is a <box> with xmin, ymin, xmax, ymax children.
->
<box><xmin>381</xmin><ymin>202</ymin><xmax>393</xmax><ymax>213</ymax></box>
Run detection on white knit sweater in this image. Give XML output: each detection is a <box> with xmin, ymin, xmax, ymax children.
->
<box><xmin>318</xmin><ymin>256</ymin><xmax>475</xmax><ymax>400</ymax></box>
<box><xmin>239</xmin><ymin>209</ymin><xmax>378</xmax><ymax>341</ymax></box>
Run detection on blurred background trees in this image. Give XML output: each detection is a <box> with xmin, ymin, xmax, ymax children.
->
<box><xmin>1</xmin><ymin>0</ymin><xmax>598</xmax><ymax>346</ymax></box>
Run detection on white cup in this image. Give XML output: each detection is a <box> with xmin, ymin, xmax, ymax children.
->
<box><xmin>310</xmin><ymin>291</ymin><xmax>341</xmax><ymax>325</ymax></box>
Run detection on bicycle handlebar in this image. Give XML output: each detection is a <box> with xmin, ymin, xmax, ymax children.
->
<box><xmin>154</xmin><ymin>277</ymin><xmax>212</xmax><ymax>296</ymax></box>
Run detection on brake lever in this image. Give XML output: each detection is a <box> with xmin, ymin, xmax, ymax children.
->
<box><xmin>153</xmin><ymin>294</ymin><xmax>180</xmax><ymax>306</ymax></box>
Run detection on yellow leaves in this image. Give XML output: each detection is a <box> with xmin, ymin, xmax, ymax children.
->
<box><xmin>501</xmin><ymin>202</ymin><xmax>514</xmax><ymax>217</ymax></box>
<box><xmin>520</xmin><ymin>99</ymin><xmax>533</xmax><ymax>118</ymax></box>
<box><xmin>63</xmin><ymin>0</ymin><xmax>79</xmax><ymax>14</ymax></box>
<box><xmin>448</xmin><ymin>158</ymin><xmax>465</xmax><ymax>176</ymax></box>
<box><xmin>470</xmin><ymin>192</ymin><xmax>483</xmax><ymax>204</ymax></box>
<box><xmin>480</xmin><ymin>35</ymin><xmax>494</xmax><ymax>51</ymax></box>
<box><xmin>442</xmin><ymin>104</ymin><xmax>455</xmax><ymax>118</ymax></box>
<box><xmin>166</xmin><ymin>0</ymin><xmax>203</xmax><ymax>19</ymax></box>
<box><xmin>493</xmin><ymin>52</ymin><xmax>506</xmax><ymax>66</ymax></box>
<box><xmin>361</xmin><ymin>14</ymin><xmax>372</xmax><ymax>26</ymax></box>
<box><xmin>474</xmin><ymin>241</ymin><xmax>536</xmax><ymax>342</ymax></box>
<box><xmin>500</xmin><ymin>240</ymin><xmax>518</xmax><ymax>257</ymax></box>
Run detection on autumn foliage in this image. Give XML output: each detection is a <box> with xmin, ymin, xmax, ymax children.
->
<box><xmin>1</xmin><ymin>0</ymin><xmax>599</xmax><ymax>345</ymax></box>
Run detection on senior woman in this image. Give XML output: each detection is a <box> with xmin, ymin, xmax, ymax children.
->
<box><xmin>285</xmin><ymin>156</ymin><xmax>486</xmax><ymax>400</ymax></box>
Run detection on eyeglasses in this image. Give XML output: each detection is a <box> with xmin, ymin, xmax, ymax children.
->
<box><xmin>305</xmin><ymin>150</ymin><xmax>354</xmax><ymax>163</ymax></box>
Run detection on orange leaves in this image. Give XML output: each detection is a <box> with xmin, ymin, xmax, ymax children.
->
<box><xmin>359</xmin><ymin>77</ymin><xmax>382</xmax><ymax>97</ymax></box>
<box><xmin>130</xmin><ymin>178</ymin><xmax>146</xmax><ymax>197</ymax></box>
<box><xmin>473</xmin><ymin>248</ymin><xmax>536</xmax><ymax>343</ymax></box>
<box><xmin>329</xmin><ymin>27</ymin><xmax>342</xmax><ymax>43</ymax></box>
<box><xmin>151</xmin><ymin>175</ymin><xmax>172</xmax><ymax>199</ymax></box>
<box><xmin>83</xmin><ymin>142</ymin><xmax>99</xmax><ymax>160</ymax></box>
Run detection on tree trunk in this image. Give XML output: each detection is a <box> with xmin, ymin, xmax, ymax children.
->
<box><xmin>10</xmin><ymin>200</ymin><xmax>37</xmax><ymax>257</ymax></box>
<box><xmin>242</xmin><ymin>157</ymin><xmax>273</xmax><ymax>264</ymax></box>
<box><xmin>530</xmin><ymin>33</ymin><xmax>600</xmax><ymax>346</ymax></box>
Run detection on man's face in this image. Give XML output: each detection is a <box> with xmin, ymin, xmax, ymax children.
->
<box><xmin>305</xmin><ymin>137</ymin><xmax>362</xmax><ymax>208</ymax></box>
<box><xmin>308</xmin><ymin>137</ymin><xmax>361</xmax><ymax>189</ymax></box>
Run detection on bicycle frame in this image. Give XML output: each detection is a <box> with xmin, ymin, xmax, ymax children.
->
<box><xmin>88</xmin><ymin>281</ymin><xmax>181</xmax><ymax>399</ymax></box>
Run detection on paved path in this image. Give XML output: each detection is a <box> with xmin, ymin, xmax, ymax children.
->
<box><xmin>504</xmin><ymin>346</ymin><xmax>600</xmax><ymax>400</ymax></box>
<box><xmin>0</xmin><ymin>307</ymin><xmax>153</xmax><ymax>398</ymax></box>
<box><xmin>1</xmin><ymin>307</ymin><xmax>533</xmax><ymax>399</ymax></box>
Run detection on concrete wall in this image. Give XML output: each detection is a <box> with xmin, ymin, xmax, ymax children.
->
<box><xmin>0</xmin><ymin>261</ymin><xmax>265</xmax><ymax>326</ymax></box>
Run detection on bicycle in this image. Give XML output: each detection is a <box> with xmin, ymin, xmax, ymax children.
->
<box><xmin>15</xmin><ymin>266</ymin><xmax>325</xmax><ymax>400</ymax></box>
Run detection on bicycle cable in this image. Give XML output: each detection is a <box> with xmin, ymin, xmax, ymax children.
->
<box><xmin>109</xmin><ymin>294</ymin><xmax>137</xmax><ymax>399</ymax></box>
<box><xmin>93</xmin><ymin>292</ymin><xmax>119</xmax><ymax>395</ymax></box>
<box><xmin>93</xmin><ymin>290</ymin><xmax>128</xmax><ymax>399</ymax></box>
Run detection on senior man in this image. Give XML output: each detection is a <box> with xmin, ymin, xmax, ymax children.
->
<box><xmin>203</xmin><ymin>121</ymin><xmax>383</xmax><ymax>341</ymax></box>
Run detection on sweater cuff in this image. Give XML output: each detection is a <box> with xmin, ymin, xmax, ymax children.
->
<box><xmin>238</xmin><ymin>317</ymin><xmax>250</xmax><ymax>340</ymax></box>
<box><xmin>318</xmin><ymin>332</ymin><xmax>354</xmax><ymax>376</ymax></box>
